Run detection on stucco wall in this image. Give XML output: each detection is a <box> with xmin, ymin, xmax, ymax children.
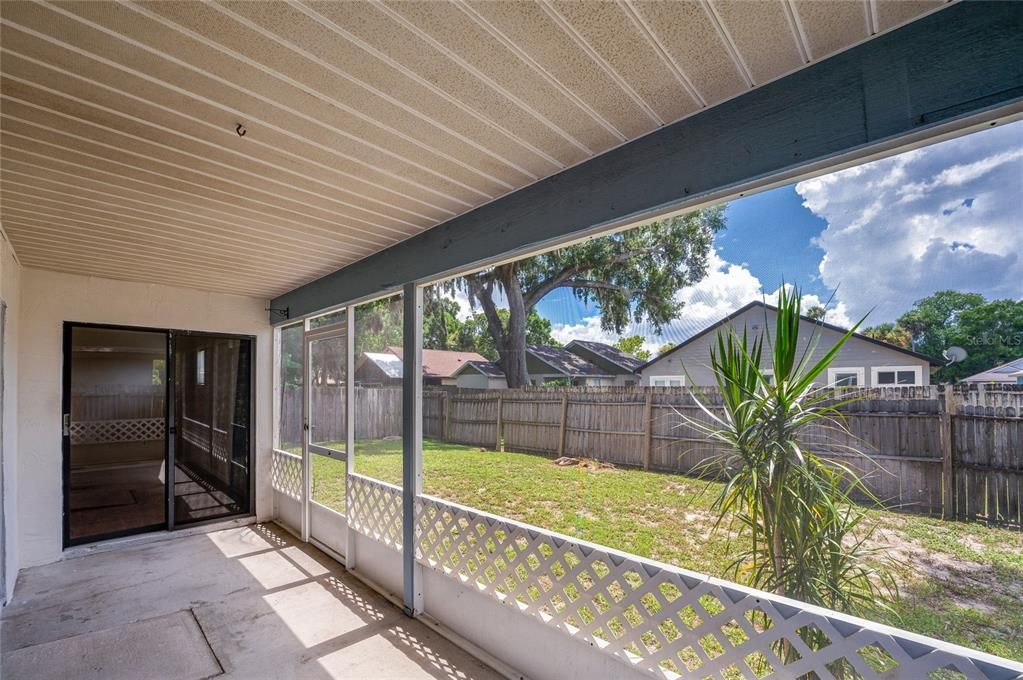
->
<box><xmin>1</xmin><ymin>236</ymin><xmax>21</xmax><ymax>603</ymax></box>
<box><xmin>17</xmin><ymin>268</ymin><xmax>272</xmax><ymax>569</ymax></box>
<box><xmin>642</xmin><ymin>306</ymin><xmax>932</xmax><ymax>387</ymax></box>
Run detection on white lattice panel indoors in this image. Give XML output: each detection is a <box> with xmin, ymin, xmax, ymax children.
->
<box><xmin>348</xmin><ymin>473</ymin><xmax>403</xmax><ymax>549</ymax></box>
<box><xmin>70</xmin><ymin>418</ymin><xmax>165</xmax><ymax>445</ymax></box>
<box><xmin>270</xmin><ymin>450</ymin><xmax>302</xmax><ymax>500</ymax></box>
<box><xmin>413</xmin><ymin>495</ymin><xmax>1023</xmax><ymax>680</ymax></box>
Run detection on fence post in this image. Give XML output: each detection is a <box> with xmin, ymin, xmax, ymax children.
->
<box><xmin>495</xmin><ymin>394</ymin><xmax>504</xmax><ymax>451</ymax></box>
<box><xmin>941</xmin><ymin>385</ymin><xmax>955</xmax><ymax>520</ymax></box>
<box><xmin>442</xmin><ymin>391</ymin><xmax>450</xmax><ymax>442</ymax></box>
<box><xmin>558</xmin><ymin>393</ymin><xmax>569</xmax><ymax>457</ymax></box>
<box><xmin>643</xmin><ymin>390</ymin><xmax>653</xmax><ymax>470</ymax></box>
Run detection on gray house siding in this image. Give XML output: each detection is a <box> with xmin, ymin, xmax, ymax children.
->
<box><xmin>455</xmin><ymin>370</ymin><xmax>507</xmax><ymax>390</ymax></box>
<box><xmin>641</xmin><ymin>306</ymin><xmax>932</xmax><ymax>387</ymax></box>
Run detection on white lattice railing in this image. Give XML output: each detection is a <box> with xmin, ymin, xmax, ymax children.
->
<box><xmin>413</xmin><ymin>492</ymin><xmax>1023</xmax><ymax>678</ymax></box>
<box><xmin>340</xmin><ymin>475</ymin><xmax>1022</xmax><ymax>679</ymax></box>
<box><xmin>271</xmin><ymin>449</ymin><xmax>302</xmax><ymax>500</ymax></box>
<box><xmin>70</xmin><ymin>417</ymin><xmax>165</xmax><ymax>445</ymax></box>
<box><xmin>415</xmin><ymin>495</ymin><xmax>1022</xmax><ymax>680</ymax></box>
<box><xmin>348</xmin><ymin>473</ymin><xmax>403</xmax><ymax>549</ymax></box>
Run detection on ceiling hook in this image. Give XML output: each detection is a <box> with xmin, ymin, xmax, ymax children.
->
<box><xmin>236</xmin><ymin>123</ymin><xmax>247</xmax><ymax>137</ymax></box>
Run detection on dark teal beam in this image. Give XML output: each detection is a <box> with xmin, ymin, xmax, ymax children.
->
<box><xmin>272</xmin><ymin>1</ymin><xmax>1023</xmax><ymax>322</ymax></box>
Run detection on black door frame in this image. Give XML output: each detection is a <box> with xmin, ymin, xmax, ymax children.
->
<box><xmin>61</xmin><ymin>321</ymin><xmax>256</xmax><ymax>548</ymax></box>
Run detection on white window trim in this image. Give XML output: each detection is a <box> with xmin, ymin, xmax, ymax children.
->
<box><xmin>827</xmin><ymin>367</ymin><xmax>865</xmax><ymax>387</ymax></box>
<box><xmin>870</xmin><ymin>365</ymin><xmax>923</xmax><ymax>387</ymax></box>
<box><xmin>649</xmin><ymin>375</ymin><xmax>685</xmax><ymax>387</ymax></box>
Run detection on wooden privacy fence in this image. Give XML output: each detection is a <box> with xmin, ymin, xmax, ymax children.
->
<box><xmin>431</xmin><ymin>385</ymin><xmax>1023</xmax><ymax>528</ymax></box>
<box><xmin>280</xmin><ymin>386</ymin><xmax>402</xmax><ymax>446</ymax></box>
<box><xmin>282</xmin><ymin>384</ymin><xmax>1023</xmax><ymax>527</ymax></box>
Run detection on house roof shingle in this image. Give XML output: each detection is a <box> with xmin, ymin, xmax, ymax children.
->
<box><xmin>527</xmin><ymin>345</ymin><xmax>611</xmax><ymax>377</ymax></box>
<box><xmin>458</xmin><ymin>360</ymin><xmax>506</xmax><ymax>378</ymax></box>
<box><xmin>565</xmin><ymin>340</ymin><xmax>644</xmax><ymax>372</ymax></box>
<box><xmin>963</xmin><ymin>357</ymin><xmax>1023</xmax><ymax>383</ymax></box>
<box><xmin>386</xmin><ymin>347</ymin><xmax>488</xmax><ymax>379</ymax></box>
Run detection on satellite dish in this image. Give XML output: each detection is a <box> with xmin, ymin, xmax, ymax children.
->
<box><xmin>943</xmin><ymin>346</ymin><xmax>968</xmax><ymax>365</ymax></box>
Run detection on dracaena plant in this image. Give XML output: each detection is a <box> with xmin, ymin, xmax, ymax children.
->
<box><xmin>683</xmin><ymin>286</ymin><xmax>896</xmax><ymax>661</ymax></box>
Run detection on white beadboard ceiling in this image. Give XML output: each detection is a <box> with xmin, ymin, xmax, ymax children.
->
<box><xmin>0</xmin><ymin>0</ymin><xmax>948</xmax><ymax>299</ymax></box>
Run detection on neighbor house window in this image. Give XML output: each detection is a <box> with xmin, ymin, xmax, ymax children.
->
<box><xmin>827</xmin><ymin>367</ymin><xmax>864</xmax><ymax>387</ymax></box>
<box><xmin>196</xmin><ymin>349</ymin><xmax>206</xmax><ymax>386</ymax></box>
<box><xmin>762</xmin><ymin>369</ymin><xmax>775</xmax><ymax>385</ymax></box>
<box><xmin>871</xmin><ymin>365</ymin><xmax>922</xmax><ymax>386</ymax></box>
<box><xmin>650</xmin><ymin>376</ymin><xmax>684</xmax><ymax>387</ymax></box>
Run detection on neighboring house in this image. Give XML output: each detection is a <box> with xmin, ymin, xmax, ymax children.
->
<box><xmin>639</xmin><ymin>301</ymin><xmax>941</xmax><ymax>387</ymax></box>
<box><xmin>564</xmin><ymin>340</ymin><xmax>643</xmax><ymax>386</ymax></box>
<box><xmin>453</xmin><ymin>345</ymin><xmax>613</xmax><ymax>387</ymax></box>
<box><xmin>385</xmin><ymin>347</ymin><xmax>487</xmax><ymax>386</ymax></box>
<box><xmin>451</xmin><ymin>360</ymin><xmax>509</xmax><ymax>389</ymax></box>
<box><xmin>525</xmin><ymin>345</ymin><xmax>614</xmax><ymax>386</ymax></box>
<box><xmin>358</xmin><ymin>347</ymin><xmax>490</xmax><ymax>386</ymax></box>
<box><xmin>354</xmin><ymin>351</ymin><xmax>403</xmax><ymax>386</ymax></box>
<box><xmin>962</xmin><ymin>357</ymin><xmax>1023</xmax><ymax>385</ymax></box>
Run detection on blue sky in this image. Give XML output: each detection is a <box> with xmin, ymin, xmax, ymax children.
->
<box><xmin>716</xmin><ymin>188</ymin><xmax>829</xmax><ymax>301</ymax></box>
<box><xmin>453</xmin><ymin>120</ymin><xmax>1023</xmax><ymax>354</ymax></box>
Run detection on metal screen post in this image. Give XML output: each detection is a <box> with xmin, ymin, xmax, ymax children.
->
<box><xmin>345</xmin><ymin>306</ymin><xmax>356</xmax><ymax>569</ymax></box>
<box><xmin>300</xmin><ymin>319</ymin><xmax>311</xmax><ymax>542</ymax></box>
<box><xmin>402</xmin><ymin>284</ymin><xmax>424</xmax><ymax>616</ymax></box>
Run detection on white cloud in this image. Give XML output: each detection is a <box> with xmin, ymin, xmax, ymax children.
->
<box><xmin>552</xmin><ymin>250</ymin><xmax>853</xmax><ymax>352</ymax></box>
<box><xmin>551</xmin><ymin>316</ymin><xmax>614</xmax><ymax>346</ymax></box>
<box><xmin>436</xmin><ymin>283</ymin><xmax>508</xmax><ymax>321</ymax></box>
<box><xmin>663</xmin><ymin>252</ymin><xmax>853</xmax><ymax>337</ymax></box>
<box><xmin>440</xmin><ymin>287</ymin><xmax>474</xmax><ymax>322</ymax></box>
<box><xmin>797</xmin><ymin>122</ymin><xmax>1023</xmax><ymax>322</ymax></box>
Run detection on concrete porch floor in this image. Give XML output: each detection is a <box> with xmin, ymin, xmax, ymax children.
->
<box><xmin>0</xmin><ymin>524</ymin><xmax>504</xmax><ymax>680</ymax></box>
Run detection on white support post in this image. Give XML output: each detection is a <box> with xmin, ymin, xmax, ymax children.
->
<box><xmin>344</xmin><ymin>306</ymin><xmax>356</xmax><ymax>570</ymax></box>
<box><xmin>271</xmin><ymin>327</ymin><xmax>281</xmax><ymax>453</ymax></box>
<box><xmin>300</xmin><ymin>319</ymin><xmax>311</xmax><ymax>542</ymax></box>
<box><xmin>402</xmin><ymin>284</ymin><xmax>424</xmax><ymax>616</ymax></box>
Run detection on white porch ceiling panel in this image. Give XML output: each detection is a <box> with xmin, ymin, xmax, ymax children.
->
<box><xmin>0</xmin><ymin>0</ymin><xmax>946</xmax><ymax>298</ymax></box>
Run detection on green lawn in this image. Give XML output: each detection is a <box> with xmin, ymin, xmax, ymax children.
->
<box><xmin>303</xmin><ymin>438</ymin><xmax>1023</xmax><ymax>661</ymax></box>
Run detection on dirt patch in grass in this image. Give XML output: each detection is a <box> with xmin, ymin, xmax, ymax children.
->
<box><xmin>551</xmin><ymin>456</ymin><xmax>617</xmax><ymax>471</ymax></box>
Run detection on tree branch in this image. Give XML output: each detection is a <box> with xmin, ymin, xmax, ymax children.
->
<box><xmin>521</xmin><ymin>245</ymin><xmax>663</xmax><ymax>310</ymax></box>
<box><xmin>560</xmin><ymin>279</ymin><xmax>633</xmax><ymax>295</ymax></box>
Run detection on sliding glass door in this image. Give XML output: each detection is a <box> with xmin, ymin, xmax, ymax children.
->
<box><xmin>171</xmin><ymin>333</ymin><xmax>253</xmax><ymax>526</ymax></box>
<box><xmin>63</xmin><ymin>324</ymin><xmax>255</xmax><ymax>546</ymax></box>
<box><xmin>64</xmin><ymin>325</ymin><xmax>169</xmax><ymax>545</ymax></box>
